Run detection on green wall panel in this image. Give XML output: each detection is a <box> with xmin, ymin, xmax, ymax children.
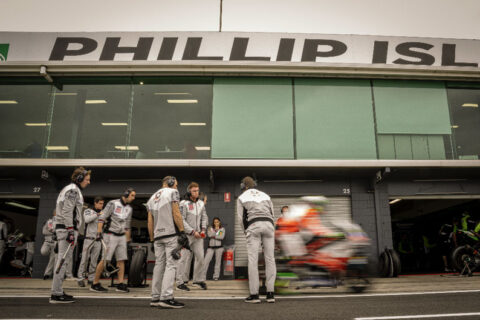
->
<box><xmin>373</xmin><ymin>80</ymin><xmax>452</xmax><ymax>135</ymax></box>
<box><xmin>411</xmin><ymin>135</ymin><xmax>430</xmax><ymax>160</ymax></box>
<box><xmin>211</xmin><ymin>78</ymin><xmax>294</xmax><ymax>159</ymax></box>
<box><xmin>377</xmin><ymin>135</ymin><xmax>395</xmax><ymax>159</ymax></box>
<box><xmin>294</xmin><ymin>79</ymin><xmax>377</xmax><ymax>159</ymax></box>
<box><xmin>394</xmin><ymin>135</ymin><xmax>413</xmax><ymax>159</ymax></box>
<box><xmin>427</xmin><ymin>135</ymin><xmax>446</xmax><ymax>160</ymax></box>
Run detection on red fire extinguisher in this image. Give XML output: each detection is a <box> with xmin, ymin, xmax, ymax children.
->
<box><xmin>223</xmin><ymin>246</ymin><xmax>235</xmax><ymax>276</ymax></box>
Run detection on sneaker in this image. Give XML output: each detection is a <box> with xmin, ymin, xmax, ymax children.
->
<box><xmin>43</xmin><ymin>275</ymin><xmax>50</xmax><ymax>280</ymax></box>
<box><xmin>176</xmin><ymin>283</ymin><xmax>190</xmax><ymax>291</ymax></box>
<box><xmin>65</xmin><ymin>276</ymin><xmax>76</xmax><ymax>281</ymax></box>
<box><xmin>192</xmin><ymin>281</ymin><xmax>207</xmax><ymax>290</ymax></box>
<box><xmin>244</xmin><ymin>295</ymin><xmax>261</xmax><ymax>304</ymax></box>
<box><xmin>77</xmin><ymin>280</ymin><xmax>85</xmax><ymax>287</ymax></box>
<box><xmin>116</xmin><ymin>283</ymin><xmax>129</xmax><ymax>293</ymax></box>
<box><xmin>150</xmin><ymin>299</ymin><xmax>161</xmax><ymax>307</ymax></box>
<box><xmin>87</xmin><ymin>280</ymin><xmax>93</xmax><ymax>286</ymax></box>
<box><xmin>90</xmin><ymin>283</ymin><xmax>108</xmax><ymax>292</ymax></box>
<box><xmin>49</xmin><ymin>294</ymin><xmax>75</xmax><ymax>304</ymax></box>
<box><xmin>62</xmin><ymin>292</ymin><xmax>73</xmax><ymax>299</ymax></box>
<box><xmin>266</xmin><ymin>292</ymin><xmax>275</xmax><ymax>303</ymax></box>
<box><xmin>159</xmin><ymin>299</ymin><xmax>185</xmax><ymax>309</ymax></box>
<box><xmin>213</xmin><ymin>278</ymin><xmax>219</xmax><ymax>281</ymax></box>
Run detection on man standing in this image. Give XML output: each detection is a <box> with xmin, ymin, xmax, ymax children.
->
<box><xmin>237</xmin><ymin>176</ymin><xmax>276</xmax><ymax>304</ymax></box>
<box><xmin>50</xmin><ymin>167</ymin><xmax>90</xmax><ymax>304</ymax></box>
<box><xmin>0</xmin><ymin>218</ymin><xmax>8</xmax><ymax>267</ymax></box>
<box><xmin>176</xmin><ymin>182</ymin><xmax>208</xmax><ymax>291</ymax></box>
<box><xmin>90</xmin><ymin>189</ymin><xmax>135</xmax><ymax>293</ymax></box>
<box><xmin>77</xmin><ymin>197</ymin><xmax>104</xmax><ymax>287</ymax></box>
<box><xmin>148</xmin><ymin>176</ymin><xmax>188</xmax><ymax>309</ymax></box>
<box><xmin>41</xmin><ymin>212</ymin><xmax>56</xmax><ymax>280</ymax></box>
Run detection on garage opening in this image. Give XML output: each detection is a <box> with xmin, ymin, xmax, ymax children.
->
<box><xmin>390</xmin><ymin>197</ymin><xmax>480</xmax><ymax>274</ymax></box>
<box><xmin>0</xmin><ymin>196</ymin><xmax>39</xmax><ymax>276</ymax></box>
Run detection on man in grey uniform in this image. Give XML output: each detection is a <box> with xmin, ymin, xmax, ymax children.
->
<box><xmin>0</xmin><ymin>219</ymin><xmax>8</xmax><ymax>267</ymax></box>
<box><xmin>237</xmin><ymin>176</ymin><xmax>276</xmax><ymax>304</ymax></box>
<box><xmin>176</xmin><ymin>182</ymin><xmax>208</xmax><ymax>291</ymax></box>
<box><xmin>91</xmin><ymin>189</ymin><xmax>135</xmax><ymax>293</ymax></box>
<box><xmin>41</xmin><ymin>213</ymin><xmax>56</xmax><ymax>279</ymax></box>
<box><xmin>148</xmin><ymin>176</ymin><xmax>188</xmax><ymax>309</ymax></box>
<box><xmin>77</xmin><ymin>197</ymin><xmax>104</xmax><ymax>287</ymax></box>
<box><xmin>50</xmin><ymin>167</ymin><xmax>91</xmax><ymax>304</ymax></box>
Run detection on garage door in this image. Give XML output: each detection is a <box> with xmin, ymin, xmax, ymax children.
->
<box><xmin>234</xmin><ymin>196</ymin><xmax>352</xmax><ymax>267</ymax></box>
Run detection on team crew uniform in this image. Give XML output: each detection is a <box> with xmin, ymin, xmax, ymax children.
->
<box><xmin>147</xmin><ymin>187</ymin><xmax>182</xmax><ymax>305</ymax></box>
<box><xmin>50</xmin><ymin>183</ymin><xmax>84</xmax><ymax>303</ymax></box>
<box><xmin>77</xmin><ymin>208</ymin><xmax>102</xmax><ymax>283</ymax></box>
<box><xmin>40</xmin><ymin>217</ymin><xmax>57</xmax><ymax>279</ymax></box>
<box><xmin>203</xmin><ymin>226</ymin><xmax>225</xmax><ymax>280</ymax></box>
<box><xmin>237</xmin><ymin>188</ymin><xmax>277</xmax><ymax>303</ymax></box>
<box><xmin>176</xmin><ymin>198</ymin><xmax>208</xmax><ymax>287</ymax></box>
<box><xmin>98</xmin><ymin>199</ymin><xmax>132</xmax><ymax>262</ymax></box>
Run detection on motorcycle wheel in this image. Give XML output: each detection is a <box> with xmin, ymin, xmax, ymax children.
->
<box><xmin>452</xmin><ymin>245</ymin><xmax>476</xmax><ymax>275</ymax></box>
<box><xmin>128</xmin><ymin>249</ymin><xmax>146</xmax><ymax>286</ymax></box>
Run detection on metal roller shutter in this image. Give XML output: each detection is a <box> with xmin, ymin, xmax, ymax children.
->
<box><xmin>234</xmin><ymin>196</ymin><xmax>351</xmax><ymax>267</ymax></box>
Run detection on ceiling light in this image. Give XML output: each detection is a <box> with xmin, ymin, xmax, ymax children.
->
<box><xmin>5</xmin><ymin>201</ymin><xmax>36</xmax><ymax>210</ymax></box>
<box><xmin>167</xmin><ymin>99</ymin><xmax>198</xmax><ymax>104</ymax></box>
<box><xmin>195</xmin><ymin>146</ymin><xmax>210</xmax><ymax>151</ymax></box>
<box><xmin>389</xmin><ymin>199</ymin><xmax>402</xmax><ymax>205</ymax></box>
<box><xmin>101</xmin><ymin>123</ymin><xmax>128</xmax><ymax>126</ymax></box>
<box><xmin>180</xmin><ymin>122</ymin><xmax>206</xmax><ymax>126</ymax></box>
<box><xmin>139</xmin><ymin>81</ymin><xmax>144</xmax><ymax>85</ymax></box>
<box><xmin>85</xmin><ymin>100</ymin><xmax>107</xmax><ymax>104</ymax></box>
<box><xmin>46</xmin><ymin>146</ymin><xmax>69</xmax><ymax>151</ymax></box>
<box><xmin>115</xmin><ymin>146</ymin><xmax>139</xmax><ymax>151</ymax></box>
<box><xmin>51</xmin><ymin>92</ymin><xmax>78</xmax><ymax>96</ymax></box>
<box><xmin>25</xmin><ymin>123</ymin><xmax>51</xmax><ymax>126</ymax></box>
<box><xmin>154</xmin><ymin>93</ymin><xmax>191</xmax><ymax>96</ymax></box>
<box><xmin>0</xmin><ymin>100</ymin><xmax>18</xmax><ymax>104</ymax></box>
<box><xmin>451</xmin><ymin>125</ymin><xmax>459</xmax><ymax>129</ymax></box>
<box><xmin>462</xmin><ymin>103</ymin><xmax>478</xmax><ymax>108</ymax></box>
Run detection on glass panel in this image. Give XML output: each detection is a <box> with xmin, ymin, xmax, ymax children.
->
<box><xmin>0</xmin><ymin>81</ymin><xmax>51</xmax><ymax>158</ymax></box>
<box><xmin>447</xmin><ymin>87</ymin><xmax>480</xmax><ymax>160</ymax></box>
<box><xmin>46</xmin><ymin>79</ymin><xmax>132</xmax><ymax>159</ymax></box>
<box><xmin>130</xmin><ymin>77</ymin><xmax>213</xmax><ymax>159</ymax></box>
<box><xmin>295</xmin><ymin>79</ymin><xmax>377</xmax><ymax>159</ymax></box>
<box><xmin>211</xmin><ymin>77</ymin><xmax>294</xmax><ymax>159</ymax></box>
<box><xmin>373</xmin><ymin>80</ymin><xmax>452</xmax><ymax>135</ymax></box>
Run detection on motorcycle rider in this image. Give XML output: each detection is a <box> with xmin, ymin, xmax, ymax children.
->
<box><xmin>90</xmin><ymin>189</ymin><xmax>135</xmax><ymax>293</ymax></box>
<box><xmin>147</xmin><ymin>176</ymin><xmax>188</xmax><ymax>309</ymax></box>
<box><xmin>50</xmin><ymin>167</ymin><xmax>90</xmax><ymax>304</ymax></box>
<box><xmin>236</xmin><ymin>176</ymin><xmax>276</xmax><ymax>304</ymax></box>
<box><xmin>176</xmin><ymin>182</ymin><xmax>208</xmax><ymax>291</ymax></box>
<box><xmin>77</xmin><ymin>197</ymin><xmax>104</xmax><ymax>287</ymax></box>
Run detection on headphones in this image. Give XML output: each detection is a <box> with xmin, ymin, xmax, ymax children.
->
<box><xmin>166</xmin><ymin>176</ymin><xmax>176</xmax><ymax>188</ymax></box>
<box><xmin>240</xmin><ymin>179</ymin><xmax>257</xmax><ymax>190</ymax></box>
<box><xmin>75</xmin><ymin>170</ymin><xmax>88</xmax><ymax>184</ymax></box>
<box><xmin>122</xmin><ymin>187</ymin><xmax>135</xmax><ymax>199</ymax></box>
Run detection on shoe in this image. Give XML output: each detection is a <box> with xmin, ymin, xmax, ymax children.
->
<box><xmin>116</xmin><ymin>283</ymin><xmax>129</xmax><ymax>293</ymax></box>
<box><xmin>150</xmin><ymin>299</ymin><xmax>161</xmax><ymax>307</ymax></box>
<box><xmin>266</xmin><ymin>292</ymin><xmax>275</xmax><ymax>303</ymax></box>
<box><xmin>62</xmin><ymin>291</ymin><xmax>73</xmax><ymax>299</ymax></box>
<box><xmin>49</xmin><ymin>294</ymin><xmax>75</xmax><ymax>304</ymax></box>
<box><xmin>65</xmin><ymin>276</ymin><xmax>76</xmax><ymax>281</ymax></box>
<box><xmin>159</xmin><ymin>299</ymin><xmax>185</xmax><ymax>309</ymax></box>
<box><xmin>87</xmin><ymin>280</ymin><xmax>93</xmax><ymax>286</ymax></box>
<box><xmin>43</xmin><ymin>275</ymin><xmax>50</xmax><ymax>280</ymax></box>
<box><xmin>444</xmin><ymin>267</ymin><xmax>452</xmax><ymax>272</ymax></box>
<box><xmin>176</xmin><ymin>283</ymin><xmax>190</xmax><ymax>291</ymax></box>
<box><xmin>244</xmin><ymin>295</ymin><xmax>261</xmax><ymax>303</ymax></box>
<box><xmin>90</xmin><ymin>283</ymin><xmax>108</xmax><ymax>292</ymax></box>
<box><xmin>77</xmin><ymin>280</ymin><xmax>85</xmax><ymax>287</ymax></box>
<box><xmin>192</xmin><ymin>281</ymin><xmax>207</xmax><ymax>290</ymax></box>
<box><xmin>213</xmin><ymin>278</ymin><xmax>219</xmax><ymax>281</ymax></box>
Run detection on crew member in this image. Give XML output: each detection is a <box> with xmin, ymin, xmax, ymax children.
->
<box><xmin>90</xmin><ymin>189</ymin><xmax>135</xmax><ymax>293</ymax></box>
<box><xmin>176</xmin><ymin>182</ymin><xmax>208</xmax><ymax>291</ymax></box>
<box><xmin>203</xmin><ymin>217</ymin><xmax>225</xmax><ymax>281</ymax></box>
<box><xmin>236</xmin><ymin>176</ymin><xmax>276</xmax><ymax>304</ymax></box>
<box><xmin>41</xmin><ymin>212</ymin><xmax>56</xmax><ymax>280</ymax></box>
<box><xmin>77</xmin><ymin>197</ymin><xmax>104</xmax><ymax>287</ymax></box>
<box><xmin>148</xmin><ymin>176</ymin><xmax>188</xmax><ymax>309</ymax></box>
<box><xmin>50</xmin><ymin>167</ymin><xmax>90</xmax><ymax>304</ymax></box>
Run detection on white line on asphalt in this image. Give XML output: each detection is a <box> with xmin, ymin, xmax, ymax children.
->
<box><xmin>355</xmin><ymin>312</ymin><xmax>480</xmax><ymax>319</ymax></box>
<box><xmin>2</xmin><ymin>289</ymin><xmax>480</xmax><ymax>300</ymax></box>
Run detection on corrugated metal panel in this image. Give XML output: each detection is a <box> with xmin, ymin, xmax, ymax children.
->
<box><xmin>234</xmin><ymin>196</ymin><xmax>351</xmax><ymax>267</ymax></box>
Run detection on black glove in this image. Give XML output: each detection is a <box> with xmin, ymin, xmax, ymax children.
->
<box><xmin>66</xmin><ymin>228</ymin><xmax>75</xmax><ymax>245</ymax></box>
<box><xmin>95</xmin><ymin>232</ymin><xmax>102</xmax><ymax>241</ymax></box>
<box><xmin>178</xmin><ymin>232</ymin><xmax>188</xmax><ymax>248</ymax></box>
